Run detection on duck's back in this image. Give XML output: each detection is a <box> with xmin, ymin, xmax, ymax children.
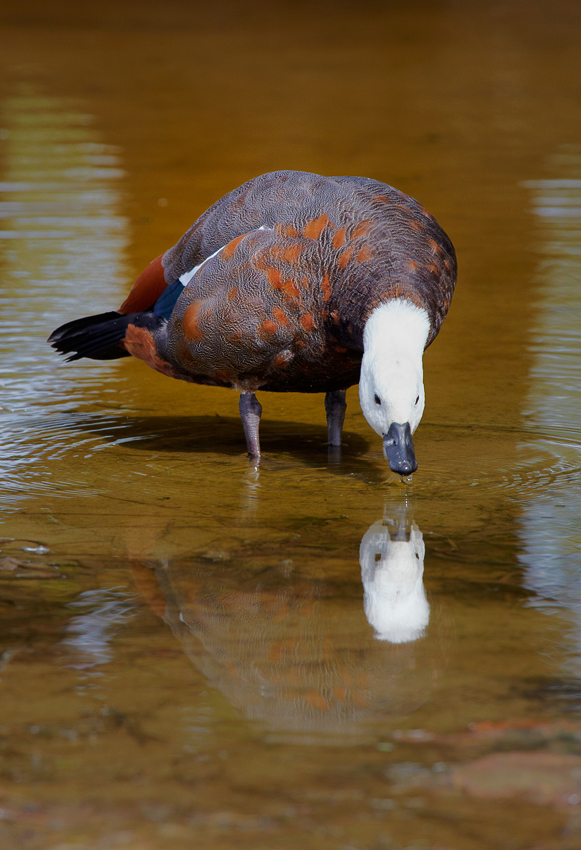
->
<box><xmin>158</xmin><ymin>171</ymin><xmax>456</xmax><ymax>393</ymax></box>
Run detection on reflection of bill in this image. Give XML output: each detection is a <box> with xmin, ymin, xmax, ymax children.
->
<box><xmin>360</xmin><ymin>519</ymin><xmax>429</xmax><ymax>644</ymax></box>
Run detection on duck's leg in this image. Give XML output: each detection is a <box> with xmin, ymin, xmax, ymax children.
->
<box><xmin>239</xmin><ymin>392</ymin><xmax>263</xmax><ymax>458</ymax></box>
<box><xmin>325</xmin><ymin>389</ymin><xmax>347</xmax><ymax>446</ymax></box>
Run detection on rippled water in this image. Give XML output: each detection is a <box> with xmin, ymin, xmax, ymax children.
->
<box><xmin>518</xmin><ymin>156</ymin><xmax>581</xmax><ymax>676</ymax></box>
<box><xmin>1</xmin><ymin>2</ymin><xmax>581</xmax><ymax>848</ymax></box>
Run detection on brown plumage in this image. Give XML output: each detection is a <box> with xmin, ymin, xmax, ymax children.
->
<box><xmin>49</xmin><ymin>171</ymin><xmax>457</xmax><ymax>470</ymax></box>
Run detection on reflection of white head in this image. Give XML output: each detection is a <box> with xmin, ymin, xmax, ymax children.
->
<box><xmin>360</xmin><ymin>519</ymin><xmax>429</xmax><ymax>644</ymax></box>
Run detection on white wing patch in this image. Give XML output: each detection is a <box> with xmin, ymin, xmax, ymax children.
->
<box><xmin>178</xmin><ymin>227</ymin><xmax>272</xmax><ymax>288</ymax></box>
<box><xmin>178</xmin><ymin>244</ymin><xmax>227</xmax><ymax>287</ymax></box>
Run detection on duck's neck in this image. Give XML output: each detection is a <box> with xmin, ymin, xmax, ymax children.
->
<box><xmin>363</xmin><ymin>299</ymin><xmax>430</xmax><ymax>364</ymax></box>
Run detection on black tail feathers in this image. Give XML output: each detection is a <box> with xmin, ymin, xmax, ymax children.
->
<box><xmin>48</xmin><ymin>311</ymin><xmax>161</xmax><ymax>361</ymax></box>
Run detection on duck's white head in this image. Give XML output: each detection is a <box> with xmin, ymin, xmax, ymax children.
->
<box><xmin>359</xmin><ymin>300</ymin><xmax>430</xmax><ymax>475</ymax></box>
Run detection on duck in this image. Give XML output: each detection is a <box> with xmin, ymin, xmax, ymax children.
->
<box><xmin>49</xmin><ymin>170</ymin><xmax>457</xmax><ymax>474</ymax></box>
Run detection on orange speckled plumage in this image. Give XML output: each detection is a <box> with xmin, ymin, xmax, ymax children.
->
<box><xmin>144</xmin><ymin>170</ymin><xmax>456</xmax><ymax>394</ymax></box>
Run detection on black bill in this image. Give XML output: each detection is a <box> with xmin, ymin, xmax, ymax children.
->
<box><xmin>382</xmin><ymin>422</ymin><xmax>418</xmax><ymax>475</ymax></box>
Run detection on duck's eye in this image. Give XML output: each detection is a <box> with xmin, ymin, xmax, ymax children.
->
<box><xmin>415</xmin><ymin>395</ymin><xmax>420</xmax><ymax>405</ymax></box>
<box><xmin>374</xmin><ymin>394</ymin><xmax>381</xmax><ymax>405</ymax></box>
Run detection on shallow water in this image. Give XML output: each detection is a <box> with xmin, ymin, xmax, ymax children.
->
<box><xmin>1</xmin><ymin>1</ymin><xmax>581</xmax><ymax>848</ymax></box>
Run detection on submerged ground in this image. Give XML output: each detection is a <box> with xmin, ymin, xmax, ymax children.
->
<box><xmin>1</xmin><ymin>1</ymin><xmax>581</xmax><ymax>847</ymax></box>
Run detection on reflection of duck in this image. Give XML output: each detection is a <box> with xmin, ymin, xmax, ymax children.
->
<box><xmin>360</xmin><ymin>519</ymin><xmax>429</xmax><ymax>644</ymax></box>
<box><xmin>49</xmin><ymin>171</ymin><xmax>456</xmax><ymax>473</ymax></box>
<box><xmin>130</xmin><ymin>511</ymin><xmax>438</xmax><ymax>743</ymax></box>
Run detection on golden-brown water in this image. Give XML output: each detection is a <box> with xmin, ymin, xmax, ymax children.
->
<box><xmin>1</xmin><ymin>1</ymin><xmax>581</xmax><ymax>847</ymax></box>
